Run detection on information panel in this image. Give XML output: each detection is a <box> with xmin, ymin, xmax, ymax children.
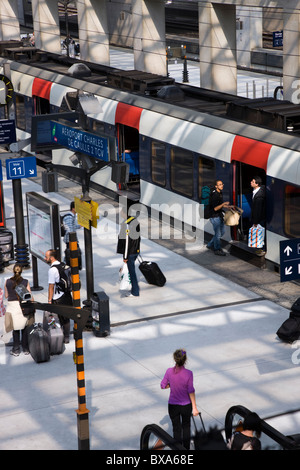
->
<box><xmin>26</xmin><ymin>192</ymin><xmax>61</xmax><ymax>261</ymax></box>
<box><xmin>0</xmin><ymin>119</ymin><xmax>16</xmax><ymax>145</ymax></box>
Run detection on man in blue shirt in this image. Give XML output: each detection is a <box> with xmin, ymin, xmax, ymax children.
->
<box><xmin>63</xmin><ymin>201</ymin><xmax>82</xmax><ymax>269</ymax></box>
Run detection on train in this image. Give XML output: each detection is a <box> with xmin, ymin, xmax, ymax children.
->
<box><xmin>0</xmin><ymin>47</ymin><xmax>299</xmax><ymax>268</ymax></box>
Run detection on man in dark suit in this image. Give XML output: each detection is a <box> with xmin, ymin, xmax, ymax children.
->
<box><xmin>250</xmin><ymin>176</ymin><xmax>266</xmax><ymax>227</ymax></box>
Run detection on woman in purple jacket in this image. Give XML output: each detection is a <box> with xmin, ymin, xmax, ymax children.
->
<box><xmin>161</xmin><ymin>349</ymin><xmax>199</xmax><ymax>450</ymax></box>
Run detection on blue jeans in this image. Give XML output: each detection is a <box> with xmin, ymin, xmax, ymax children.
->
<box><xmin>207</xmin><ymin>216</ymin><xmax>225</xmax><ymax>251</ymax></box>
<box><xmin>127</xmin><ymin>254</ymin><xmax>139</xmax><ymax>296</ymax></box>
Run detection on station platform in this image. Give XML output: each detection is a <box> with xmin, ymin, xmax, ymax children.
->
<box><xmin>0</xmin><ymin>167</ymin><xmax>300</xmax><ymax>451</ymax></box>
<box><xmin>108</xmin><ymin>46</ymin><xmax>281</xmax><ymax>99</ymax></box>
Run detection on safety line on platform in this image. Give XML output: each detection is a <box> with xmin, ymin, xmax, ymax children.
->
<box><xmin>110</xmin><ymin>296</ymin><xmax>266</xmax><ymax>328</ymax></box>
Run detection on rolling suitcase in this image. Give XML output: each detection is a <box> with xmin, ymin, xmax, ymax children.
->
<box><xmin>138</xmin><ymin>256</ymin><xmax>166</xmax><ymax>287</ymax></box>
<box><xmin>43</xmin><ymin>312</ymin><xmax>65</xmax><ymax>355</ymax></box>
<box><xmin>48</xmin><ymin>326</ymin><xmax>65</xmax><ymax>355</ymax></box>
<box><xmin>28</xmin><ymin>324</ymin><xmax>50</xmax><ymax>363</ymax></box>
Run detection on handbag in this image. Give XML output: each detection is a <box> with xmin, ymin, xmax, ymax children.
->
<box><xmin>224</xmin><ymin>206</ymin><xmax>243</xmax><ymax>226</ymax></box>
<box><xmin>119</xmin><ymin>262</ymin><xmax>131</xmax><ymax>291</ymax></box>
<box><xmin>248</xmin><ymin>224</ymin><xmax>265</xmax><ymax>248</ymax></box>
<box><xmin>4</xmin><ymin>311</ymin><xmax>13</xmax><ymax>333</ymax></box>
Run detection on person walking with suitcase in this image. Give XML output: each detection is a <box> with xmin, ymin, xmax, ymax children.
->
<box><xmin>45</xmin><ymin>249</ymin><xmax>73</xmax><ymax>343</ymax></box>
<box><xmin>4</xmin><ymin>263</ymin><xmax>35</xmax><ymax>356</ymax></box>
<box><xmin>117</xmin><ymin>205</ymin><xmax>140</xmax><ymax>297</ymax></box>
<box><xmin>161</xmin><ymin>349</ymin><xmax>199</xmax><ymax>450</ymax></box>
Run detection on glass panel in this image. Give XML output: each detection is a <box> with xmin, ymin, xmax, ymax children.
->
<box><xmin>170</xmin><ymin>147</ymin><xmax>193</xmax><ymax>197</ymax></box>
<box><xmin>151</xmin><ymin>141</ymin><xmax>166</xmax><ymax>186</ymax></box>
<box><xmin>285</xmin><ymin>185</ymin><xmax>300</xmax><ymax>237</ymax></box>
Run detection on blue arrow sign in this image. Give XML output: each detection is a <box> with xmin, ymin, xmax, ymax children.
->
<box><xmin>280</xmin><ymin>238</ymin><xmax>300</xmax><ymax>282</ymax></box>
<box><xmin>6</xmin><ymin>156</ymin><xmax>37</xmax><ymax>180</ymax></box>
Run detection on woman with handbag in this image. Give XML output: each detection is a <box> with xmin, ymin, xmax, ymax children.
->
<box><xmin>161</xmin><ymin>349</ymin><xmax>199</xmax><ymax>450</ymax></box>
<box><xmin>4</xmin><ymin>263</ymin><xmax>34</xmax><ymax>356</ymax></box>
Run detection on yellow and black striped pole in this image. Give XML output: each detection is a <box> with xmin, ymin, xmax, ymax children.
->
<box><xmin>69</xmin><ymin>231</ymin><xmax>90</xmax><ymax>450</ymax></box>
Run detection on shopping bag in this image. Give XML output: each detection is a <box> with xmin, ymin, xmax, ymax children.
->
<box><xmin>119</xmin><ymin>262</ymin><xmax>131</xmax><ymax>291</ymax></box>
<box><xmin>248</xmin><ymin>224</ymin><xmax>265</xmax><ymax>248</ymax></box>
<box><xmin>224</xmin><ymin>206</ymin><xmax>243</xmax><ymax>226</ymax></box>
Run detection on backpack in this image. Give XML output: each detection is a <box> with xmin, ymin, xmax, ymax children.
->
<box><xmin>60</xmin><ymin>214</ymin><xmax>67</xmax><ymax>238</ymax></box>
<box><xmin>200</xmin><ymin>185</ymin><xmax>214</xmax><ymax>219</ymax></box>
<box><xmin>54</xmin><ymin>262</ymin><xmax>72</xmax><ymax>294</ymax></box>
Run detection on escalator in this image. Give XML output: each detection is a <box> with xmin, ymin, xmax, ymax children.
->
<box><xmin>140</xmin><ymin>405</ymin><xmax>300</xmax><ymax>450</ymax></box>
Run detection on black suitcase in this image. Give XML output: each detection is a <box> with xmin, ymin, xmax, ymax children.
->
<box><xmin>138</xmin><ymin>257</ymin><xmax>166</xmax><ymax>287</ymax></box>
<box><xmin>28</xmin><ymin>324</ymin><xmax>50</xmax><ymax>363</ymax></box>
<box><xmin>192</xmin><ymin>414</ymin><xmax>226</xmax><ymax>450</ymax></box>
<box><xmin>276</xmin><ymin>312</ymin><xmax>300</xmax><ymax>343</ymax></box>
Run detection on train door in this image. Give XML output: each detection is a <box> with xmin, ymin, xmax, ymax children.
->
<box><xmin>117</xmin><ymin>123</ymin><xmax>140</xmax><ymax>193</ymax></box>
<box><xmin>115</xmin><ymin>102</ymin><xmax>143</xmax><ymax>195</ymax></box>
<box><xmin>232</xmin><ymin>161</ymin><xmax>266</xmax><ymax>242</ymax></box>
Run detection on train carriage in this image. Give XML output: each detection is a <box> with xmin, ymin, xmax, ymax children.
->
<box><xmin>0</xmin><ymin>53</ymin><xmax>300</xmax><ymax>268</ymax></box>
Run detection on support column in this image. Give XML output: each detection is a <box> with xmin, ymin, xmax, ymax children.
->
<box><xmin>236</xmin><ymin>6</ymin><xmax>262</xmax><ymax>68</ymax></box>
<box><xmin>77</xmin><ymin>0</ymin><xmax>109</xmax><ymax>65</ymax></box>
<box><xmin>31</xmin><ymin>0</ymin><xmax>61</xmax><ymax>53</ymax></box>
<box><xmin>199</xmin><ymin>2</ymin><xmax>237</xmax><ymax>94</ymax></box>
<box><xmin>132</xmin><ymin>0</ymin><xmax>167</xmax><ymax>76</ymax></box>
<box><xmin>283</xmin><ymin>8</ymin><xmax>300</xmax><ymax>103</ymax></box>
<box><xmin>0</xmin><ymin>0</ymin><xmax>20</xmax><ymax>41</ymax></box>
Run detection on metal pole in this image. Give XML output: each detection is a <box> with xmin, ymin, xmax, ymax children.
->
<box><xmin>12</xmin><ymin>178</ymin><xmax>30</xmax><ymax>266</ymax></box>
<box><xmin>69</xmin><ymin>231</ymin><xmax>90</xmax><ymax>450</ymax></box>
<box><xmin>81</xmin><ymin>194</ymin><xmax>94</xmax><ymax>304</ymax></box>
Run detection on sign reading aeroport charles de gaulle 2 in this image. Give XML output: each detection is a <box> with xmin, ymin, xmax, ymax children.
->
<box><xmin>50</xmin><ymin>121</ymin><xmax>109</xmax><ymax>161</ymax></box>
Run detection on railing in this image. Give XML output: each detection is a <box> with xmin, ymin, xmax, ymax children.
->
<box><xmin>140</xmin><ymin>424</ymin><xmax>185</xmax><ymax>450</ymax></box>
<box><xmin>141</xmin><ymin>405</ymin><xmax>300</xmax><ymax>450</ymax></box>
<box><xmin>225</xmin><ymin>405</ymin><xmax>300</xmax><ymax>450</ymax></box>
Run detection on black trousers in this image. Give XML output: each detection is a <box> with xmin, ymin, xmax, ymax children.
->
<box><xmin>168</xmin><ymin>403</ymin><xmax>192</xmax><ymax>450</ymax></box>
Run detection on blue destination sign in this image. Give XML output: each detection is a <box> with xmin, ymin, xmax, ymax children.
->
<box><xmin>50</xmin><ymin>121</ymin><xmax>109</xmax><ymax>161</ymax></box>
<box><xmin>6</xmin><ymin>156</ymin><xmax>37</xmax><ymax>180</ymax></box>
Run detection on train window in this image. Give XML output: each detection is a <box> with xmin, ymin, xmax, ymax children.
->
<box><xmin>151</xmin><ymin>141</ymin><xmax>166</xmax><ymax>186</ymax></box>
<box><xmin>198</xmin><ymin>157</ymin><xmax>215</xmax><ymax>194</ymax></box>
<box><xmin>285</xmin><ymin>185</ymin><xmax>300</xmax><ymax>237</ymax></box>
<box><xmin>15</xmin><ymin>94</ymin><xmax>26</xmax><ymax>131</ymax></box>
<box><xmin>170</xmin><ymin>147</ymin><xmax>193</xmax><ymax>197</ymax></box>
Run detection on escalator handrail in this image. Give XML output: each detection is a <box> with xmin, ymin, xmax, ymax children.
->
<box><xmin>225</xmin><ymin>405</ymin><xmax>300</xmax><ymax>450</ymax></box>
<box><xmin>140</xmin><ymin>423</ymin><xmax>185</xmax><ymax>450</ymax></box>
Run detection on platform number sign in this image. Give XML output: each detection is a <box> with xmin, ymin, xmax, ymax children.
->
<box><xmin>6</xmin><ymin>156</ymin><xmax>37</xmax><ymax>180</ymax></box>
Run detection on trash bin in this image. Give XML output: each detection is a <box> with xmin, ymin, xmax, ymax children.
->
<box><xmin>91</xmin><ymin>291</ymin><xmax>110</xmax><ymax>337</ymax></box>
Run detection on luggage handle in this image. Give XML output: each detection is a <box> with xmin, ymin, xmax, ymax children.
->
<box><xmin>137</xmin><ymin>254</ymin><xmax>144</xmax><ymax>264</ymax></box>
<box><xmin>191</xmin><ymin>412</ymin><xmax>206</xmax><ymax>433</ymax></box>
